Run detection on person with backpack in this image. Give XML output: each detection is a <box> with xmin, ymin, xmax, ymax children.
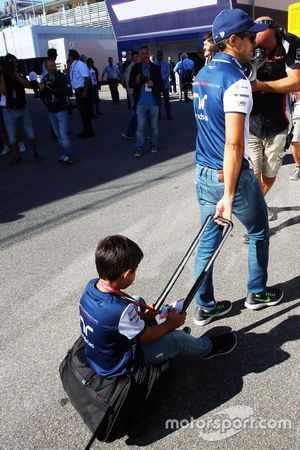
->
<box><xmin>79</xmin><ymin>235</ymin><xmax>237</xmax><ymax>380</ymax></box>
<box><xmin>174</xmin><ymin>52</ymin><xmax>194</xmax><ymax>101</ymax></box>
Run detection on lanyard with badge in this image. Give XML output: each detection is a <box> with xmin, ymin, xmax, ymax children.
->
<box><xmin>143</xmin><ymin>66</ymin><xmax>152</xmax><ymax>92</ymax></box>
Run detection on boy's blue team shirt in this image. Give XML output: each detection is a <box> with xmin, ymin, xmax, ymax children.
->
<box><xmin>79</xmin><ymin>279</ymin><xmax>146</xmax><ymax>378</ymax></box>
<box><xmin>193</xmin><ymin>52</ymin><xmax>253</xmax><ymax>170</ymax></box>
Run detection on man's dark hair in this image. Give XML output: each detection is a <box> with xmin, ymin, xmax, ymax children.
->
<box><xmin>203</xmin><ymin>31</ymin><xmax>213</xmax><ymax>43</ymax></box>
<box><xmin>214</xmin><ymin>39</ymin><xmax>228</xmax><ymax>52</ymax></box>
<box><xmin>68</xmin><ymin>49</ymin><xmax>80</xmax><ymax>61</ymax></box>
<box><xmin>5</xmin><ymin>53</ymin><xmax>17</xmax><ymax>61</ymax></box>
<box><xmin>47</xmin><ymin>48</ymin><xmax>57</xmax><ymax>58</ymax></box>
<box><xmin>95</xmin><ymin>235</ymin><xmax>143</xmax><ymax>280</ymax></box>
<box><xmin>140</xmin><ymin>45</ymin><xmax>149</xmax><ymax>51</ymax></box>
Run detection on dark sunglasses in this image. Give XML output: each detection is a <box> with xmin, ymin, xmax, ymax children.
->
<box><xmin>236</xmin><ymin>32</ymin><xmax>256</xmax><ymax>43</ymax></box>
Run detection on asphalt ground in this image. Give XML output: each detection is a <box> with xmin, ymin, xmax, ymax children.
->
<box><xmin>0</xmin><ymin>87</ymin><xmax>299</xmax><ymax>450</ymax></box>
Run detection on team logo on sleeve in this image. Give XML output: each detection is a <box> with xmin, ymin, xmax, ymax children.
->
<box><xmin>80</xmin><ymin>315</ymin><xmax>94</xmax><ymax>348</ymax></box>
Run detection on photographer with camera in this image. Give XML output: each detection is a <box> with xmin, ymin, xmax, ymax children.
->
<box><xmin>0</xmin><ymin>53</ymin><xmax>40</xmax><ymax>164</ymax></box>
<box><xmin>39</xmin><ymin>59</ymin><xmax>73</xmax><ymax>164</ymax></box>
<box><xmin>129</xmin><ymin>45</ymin><xmax>163</xmax><ymax>157</ymax></box>
<box><xmin>247</xmin><ymin>17</ymin><xmax>300</xmax><ymax>223</ymax></box>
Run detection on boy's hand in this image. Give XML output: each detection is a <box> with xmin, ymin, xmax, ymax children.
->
<box><xmin>139</xmin><ymin>307</ymin><xmax>159</xmax><ymax>322</ymax></box>
<box><xmin>166</xmin><ymin>308</ymin><xmax>186</xmax><ymax>329</ymax></box>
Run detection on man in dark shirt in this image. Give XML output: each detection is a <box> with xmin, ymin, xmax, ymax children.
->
<box><xmin>40</xmin><ymin>59</ymin><xmax>73</xmax><ymax>164</ymax></box>
<box><xmin>249</xmin><ymin>17</ymin><xmax>300</xmax><ymax>217</ymax></box>
<box><xmin>129</xmin><ymin>45</ymin><xmax>163</xmax><ymax>157</ymax></box>
<box><xmin>0</xmin><ymin>53</ymin><xmax>40</xmax><ymax>164</ymax></box>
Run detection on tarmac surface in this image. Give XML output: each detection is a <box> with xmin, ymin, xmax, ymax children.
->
<box><xmin>0</xmin><ymin>87</ymin><xmax>299</xmax><ymax>450</ymax></box>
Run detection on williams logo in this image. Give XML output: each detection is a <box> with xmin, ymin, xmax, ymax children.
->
<box><xmin>193</xmin><ymin>93</ymin><xmax>208</xmax><ymax>110</ymax></box>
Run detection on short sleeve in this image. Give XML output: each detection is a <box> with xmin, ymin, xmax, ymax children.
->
<box><xmin>223</xmin><ymin>78</ymin><xmax>252</xmax><ymax>115</ymax></box>
<box><xmin>79</xmin><ymin>61</ymin><xmax>89</xmax><ymax>78</ymax></box>
<box><xmin>285</xmin><ymin>38</ymin><xmax>300</xmax><ymax>70</ymax></box>
<box><xmin>118</xmin><ymin>304</ymin><xmax>146</xmax><ymax>339</ymax></box>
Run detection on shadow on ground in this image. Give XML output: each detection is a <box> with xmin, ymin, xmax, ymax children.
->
<box><xmin>0</xmin><ymin>95</ymin><xmax>196</xmax><ymax>228</ymax></box>
<box><xmin>126</xmin><ymin>276</ymin><xmax>300</xmax><ymax>446</ymax></box>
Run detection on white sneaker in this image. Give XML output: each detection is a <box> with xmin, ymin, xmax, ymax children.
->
<box><xmin>19</xmin><ymin>142</ymin><xmax>26</xmax><ymax>152</ymax></box>
<box><xmin>62</xmin><ymin>155</ymin><xmax>72</xmax><ymax>165</ymax></box>
<box><xmin>289</xmin><ymin>166</ymin><xmax>300</xmax><ymax>181</ymax></box>
<box><xmin>0</xmin><ymin>145</ymin><xmax>10</xmax><ymax>156</ymax></box>
<box><xmin>58</xmin><ymin>155</ymin><xmax>65</xmax><ymax>162</ymax></box>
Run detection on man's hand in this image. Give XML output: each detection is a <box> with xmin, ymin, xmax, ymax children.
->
<box><xmin>146</xmin><ymin>79</ymin><xmax>154</xmax><ymax>88</ymax></box>
<box><xmin>80</xmin><ymin>90</ymin><xmax>88</xmax><ymax>99</ymax></box>
<box><xmin>136</xmin><ymin>74</ymin><xmax>142</xmax><ymax>84</ymax></box>
<box><xmin>166</xmin><ymin>308</ymin><xmax>186</xmax><ymax>329</ymax></box>
<box><xmin>214</xmin><ymin>197</ymin><xmax>233</xmax><ymax>225</ymax></box>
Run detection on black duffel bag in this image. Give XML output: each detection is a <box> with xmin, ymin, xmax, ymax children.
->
<box><xmin>59</xmin><ymin>337</ymin><xmax>170</xmax><ymax>447</ymax></box>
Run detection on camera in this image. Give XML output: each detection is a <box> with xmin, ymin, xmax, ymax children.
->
<box><xmin>244</xmin><ymin>47</ymin><xmax>267</xmax><ymax>82</ymax></box>
<box><xmin>139</xmin><ymin>73</ymin><xmax>149</xmax><ymax>84</ymax></box>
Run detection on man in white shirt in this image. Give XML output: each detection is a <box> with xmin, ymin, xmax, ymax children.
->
<box><xmin>28</xmin><ymin>68</ymin><xmax>39</xmax><ymax>98</ymax></box>
<box><xmin>101</xmin><ymin>57</ymin><xmax>120</xmax><ymax>104</ymax></box>
<box><xmin>68</xmin><ymin>49</ymin><xmax>94</xmax><ymax>138</ymax></box>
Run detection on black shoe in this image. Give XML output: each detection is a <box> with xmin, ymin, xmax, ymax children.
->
<box><xmin>167</xmin><ymin>116</ymin><xmax>172</xmax><ymax>120</ymax></box>
<box><xmin>245</xmin><ymin>287</ymin><xmax>283</xmax><ymax>310</ymax></box>
<box><xmin>33</xmin><ymin>152</ymin><xmax>41</xmax><ymax>162</ymax></box>
<box><xmin>121</xmin><ymin>132</ymin><xmax>134</xmax><ymax>140</ymax></box>
<box><xmin>194</xmin><ymin>300</ymin><xmax>232</xmax><ymax>326</ymax></box>
<box><xmin>150</xmin><ymin>145</ymin><xmax>158</xmax><ymax>153</ymax></box>
<box><xmin>10</xmin><ymin>156</ymin><xmax>21</xmax><ymax>165</ymax></box>
<box><xmin>77</xmin><ymin>132</ymin><xmax>95</xmax><ymax>138</ymax></box>
<box><xmin>202</xmin><ymin>332</ymin><xmax>237</xmax><ymax>359</ymax></box>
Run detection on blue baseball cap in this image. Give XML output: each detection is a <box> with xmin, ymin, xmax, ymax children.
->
<box><xmin>213</xmin><ymin>9</ymin><xmax>269</xmax><ymax>43</ymax></box>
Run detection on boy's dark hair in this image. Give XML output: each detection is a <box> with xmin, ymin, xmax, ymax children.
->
<box><xmin>95</xmin><ymin>235</ymin><xmax>143</xmax><ymax>281</ymax></box>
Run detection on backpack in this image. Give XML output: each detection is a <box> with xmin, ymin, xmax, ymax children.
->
<box><xmin>181</xmin><ymin>61</ymin><xmax>193</xmax><ymax>91</ymax></box>
<box><xmin>59</xmin><ymin>337</ymin><xmax>170</xmax><ymax>446</ymax></box>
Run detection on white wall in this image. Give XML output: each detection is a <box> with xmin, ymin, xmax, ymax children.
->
<box><xmin>0</xmin><ymin>26</ymin><xmax>36</xmax><ymax>58</ymax></box>
<box><xmin>0</xmin><ymin>25</ymin><xmax>118</xmax><ymax>70</ymax></box>
<box><xmin>47</xmin><ymin>36</ymin><xmax>118</xmax><ymax>71</ymax></box>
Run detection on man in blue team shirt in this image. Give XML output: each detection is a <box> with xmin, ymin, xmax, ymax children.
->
<box><xmin>101</xmin><ymin>57</ymin><xmax>121</xmax><ymax>104</ymax></box>
<box><xmin>193</xmin><ymin>9</ymin><xmax>284</xmax><ymax>326</ymax></box>
<box><xmin>174</xmin><ymin>53</ymin><xmax>194</xmax><ymax>101</ymax></box>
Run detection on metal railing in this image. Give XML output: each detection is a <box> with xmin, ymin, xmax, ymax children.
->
<box><xmin>20</xmin><ymin>2</ymin><xmax>111</xmax><ymax>28</ymax></box>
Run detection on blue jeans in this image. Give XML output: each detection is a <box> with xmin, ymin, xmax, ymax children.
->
<box><xmin>47</xmin><ymin>110</ymin><xmax>71</xmax><ymax>157</ymax></box>
<box><xmin>140</xmin><ymin>330</ymin><xmax>212</xmax><ymax>364</ymax></box>
<box><xmin>2</xmin><ymin>107</ymin><xmax>35</xmax><ymax>144</ymax></box>
<box><xmin>135</xmin><ymin>104</ymin><xmax>159</xmax><ymax>149</ymax></box>
<box><xmin>194</xmin><ymin>165</ymin><xmax>269</xmax><ymax>311</ymax></box>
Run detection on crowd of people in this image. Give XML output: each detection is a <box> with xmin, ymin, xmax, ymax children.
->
<box><xmin>1</xmin><ymin>13</ymin><xmax>299</xmax><ymax>178</ymax></box>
